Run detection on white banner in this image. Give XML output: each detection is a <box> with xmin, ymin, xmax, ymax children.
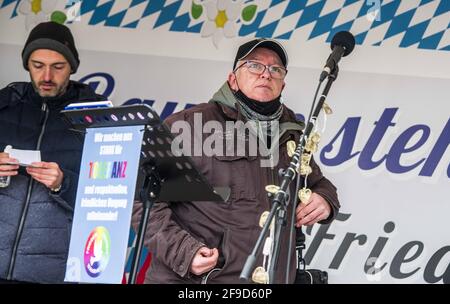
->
<box><xmin>1</xmin><ymin>0</ymin><xmax>448</xmax><ymax>283</ymax></box>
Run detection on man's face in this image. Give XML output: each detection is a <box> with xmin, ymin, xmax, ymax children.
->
<box><xmin>28</xmin><ymin>49</ymin><xmax>71</xmax><ymax>98</ymax></box>
<box><xmin>228</xmin><ymin>47</ymin><xmax>286</xmax><ymax>102</ymax></box>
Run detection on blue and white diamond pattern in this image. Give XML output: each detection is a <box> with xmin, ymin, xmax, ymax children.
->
<box><xmin>1</xmin><ymin>0</ymin><xmax>448</xmax><ymax>51</ymax></box>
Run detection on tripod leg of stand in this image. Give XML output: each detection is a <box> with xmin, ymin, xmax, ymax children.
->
<box><xmin>128</xmin><ymin>164</ymin><xmax>161</xmax><ymax>284</ymax></box>
<box><xmin>128</xmin><ymin>198</ymin><xmax>153</xmax><ymax>284</ymax></box>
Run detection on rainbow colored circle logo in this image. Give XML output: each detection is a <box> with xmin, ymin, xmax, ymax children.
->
<box><xmin>84</xmin><ymin>226</ymin><xmax>111</xmax><ymax>278</ymax></box>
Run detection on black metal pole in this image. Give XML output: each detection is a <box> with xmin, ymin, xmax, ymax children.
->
<box><xmin>240</xmin><ymin>200</ymin><xmax>280</xmax><ymax>281</ymax></box>
<box><xmin>128</xmin><ymin>165</ymin><xmax>161</xmax><ymax>284</ymax></box>
<box><xmin>128</xmin><ymin>197</ymin><xmax>153</xmax><ymax>284</ymax></box>
<box><xmin>268</xmin><ymin>206</ymin><xmax>287</xmax><ymax>283</ymax></box>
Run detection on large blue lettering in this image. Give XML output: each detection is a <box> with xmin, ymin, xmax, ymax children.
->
<box><xmin>386</xmin><ymin>125</ymin><xmax>429</xmax><ymax>174</ymax></box>
<box><xmin>320</xmin><ymin>107</ymin><xmax>448</xmax><ymax>179</ymax></box>
<box><xmin>76</xmin><ymin>72</ymin><xmax>449</xmax><ymax>179</ymax></box>
<box><xmin>358</xmin><ymin>108</ymin><xmax>397</xmax><ymax>170</ymax></box>
<box><xmin>419</xmin><ymin>118</ymin><xmax>450</xmax><ymax>178</ymax></box>
<box><xmin>320</xmin><ymin>117</ymin><xmax>361</xmax><ymax>166</ymax></box>
<box><xmin>79</xmin><ymin>72</ymin><xmax>115</xmax><ymax>98</ymax></box>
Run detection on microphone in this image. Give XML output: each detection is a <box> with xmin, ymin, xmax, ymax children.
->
<box><xmin>320</xmin><ymin>31</ymin><xmax>355</xmax><ymax>81</ymax></box>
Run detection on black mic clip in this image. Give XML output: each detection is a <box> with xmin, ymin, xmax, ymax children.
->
<box><xmin>320</xmin><ymin>46</ymin><xmax>344</xmax><ymax>81</ymax></box>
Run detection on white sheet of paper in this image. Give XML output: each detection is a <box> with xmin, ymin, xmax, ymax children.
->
<box><xmin>9</xmin><ymin>148</ymin><xmax>41</xmax><ymax>166</ymax></box>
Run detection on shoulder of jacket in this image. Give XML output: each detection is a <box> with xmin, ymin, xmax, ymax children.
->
<box><xmin>0</xmin><ymin>82</ymin><xmax>31</xmax><ymax>109</ymax></box>
<box><xmin>164</xmin><ymin>103</ymin><xmax>216</xmax><ymax>125</ymax></box>
<box><xmin>283</xmin><ymin>105</ymin><xmax>305</xmax><ymax>129</ymax></box>
<box><xmin>1</xmin><ymin>82</ymin><xmax>29</xmax><ymax>96</ymax></box>
<box><xmin>71</xmin><ymin>81</ymin><xmax>107</xmax><ymax>102</ymax></box>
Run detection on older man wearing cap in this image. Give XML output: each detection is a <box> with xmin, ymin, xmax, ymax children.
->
<box><xmin>133</xmin><ymin>38</ymin><xmax>340</xmax><ymax>284</ymax></box>
<box><xmin>0</xmin><ymin>21</ymin><xmax>106</xmax><ymax>283</ymax></box>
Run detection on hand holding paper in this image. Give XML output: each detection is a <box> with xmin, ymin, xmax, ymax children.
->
<box><xmin>6</xmin><ymin>147</ymin><xmax>41</xmax><ymax>167</ymax></box>
<box><xmin>0</xmin><ymin>145</ymin><xmax>19</xmax><ymax>178</ymax></box>
<box><xmin>26</xmin><ymin>161</ymin><xmax>64</xmax><ymax>191</ymax></box>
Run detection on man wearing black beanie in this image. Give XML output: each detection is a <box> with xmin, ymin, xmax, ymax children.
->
<box><xmin>0</xmin><ymin>21</ymin><xmax>106</xmax><ymax>283</ymax></box>
<box><xmin>22</xmin><ymin>21</ymin><xmax>80</xmax><ymax>98</ymax></box>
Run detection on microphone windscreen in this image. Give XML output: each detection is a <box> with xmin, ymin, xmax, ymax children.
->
<box><xmin>331</xmin><ymin>31</ymin><xmax>355</xmax><ymax>56</ymax></box>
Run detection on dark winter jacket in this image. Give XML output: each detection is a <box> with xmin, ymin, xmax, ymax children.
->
<box><xmin>132</xmin><ymin>82</ymin><xmax>340</xmax><ymax>284</ymax></box>
<box><xmin>0</xmin><ymin>81</ymin><xmax>105</xmax><ymax>283</ymax></box>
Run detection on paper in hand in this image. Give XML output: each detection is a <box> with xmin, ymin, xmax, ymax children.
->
<box><xmin>5</xmin><ymin>146</ymin><xmax>41</xmax><ymax>167</ymax></box>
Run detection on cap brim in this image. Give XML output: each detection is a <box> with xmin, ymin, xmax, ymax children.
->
<box><xmin>237</xmin><ymin>39</ymin><xmax>288</xmax><ymax>67</ymax></box>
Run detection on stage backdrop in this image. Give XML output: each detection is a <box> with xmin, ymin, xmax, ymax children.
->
<box><xmin>1</xmin><ymin>0</ymin><xmax>449</xmax><ymax>284</ymax></box>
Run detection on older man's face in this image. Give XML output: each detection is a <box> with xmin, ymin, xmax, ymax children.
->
<box><xmin>28</xmin><ymin>49</ymin><xmax>71</xmax><ymax>98</ymax></box>
<box><xmin>228</xmin><ymin>47</ymin><xmax>285</xmax><ymax>102</ymax></box>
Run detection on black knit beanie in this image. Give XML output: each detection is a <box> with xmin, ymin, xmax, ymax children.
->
<box><xmin>22</xmin><ymin>21</ymin><xmax>79</xmax><ymax>74</ymax></box>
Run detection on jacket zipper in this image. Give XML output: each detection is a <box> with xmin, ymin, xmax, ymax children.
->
<box><xmin>7</xmin><ymin>102</ymin><xmax>50</xmax><ymax>280</ymax></box>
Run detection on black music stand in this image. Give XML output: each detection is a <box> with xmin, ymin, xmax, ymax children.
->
<box><xmin>62</xmin><ymin>104</ymin><xmax>229</xmax><ymax>284</ymax></box>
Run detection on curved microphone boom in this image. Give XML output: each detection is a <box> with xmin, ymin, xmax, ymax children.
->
<box><xmin>320</xmin><ymin>31</ymin><xmax>355</xmax><ymax>81</ymax></box>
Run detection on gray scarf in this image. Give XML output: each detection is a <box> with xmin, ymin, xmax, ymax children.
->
<box><xmin>235</xmin><ymin>97</ymin><xmax>283</xmax><ymax>150</ymax></box>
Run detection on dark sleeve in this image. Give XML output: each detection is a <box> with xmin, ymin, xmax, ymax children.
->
<box><xmin>132</xmin><ymin>201</ymin><xmax>205</xmax><ymax>277</ymax></box>
<box><xmin>49</xmin><ymin>168</ymin><xmax>78</xmax><ymax>212</ymax></box>
<box><xmin>0</xmin><ymin>87</ymin><xmax>10</xmax><ymax>111</ymax></box>
<box><xmin>131</xmin><ymin>110</ymin><xmax>205</xmax><ymax>277</ymax></box>
<box><xmin>0</xmin><ymin>88</ymin><xmax>12</xmax><ymax>153</ymax></box>
<box><xmin>307</xmin><ymin>155</ymin><xmax>340</xmax><ymax>224</ymax></box>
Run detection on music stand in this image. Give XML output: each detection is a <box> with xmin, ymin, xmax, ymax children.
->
<box><xmin>62</xmin><ymin>104</ymin><xmax>229</xmax><ymax>284</ymax></box>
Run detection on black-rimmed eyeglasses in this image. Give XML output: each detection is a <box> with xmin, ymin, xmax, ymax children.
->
<box><xmin>234</xmin><ymin>60</ymin><xmax>288</xmax><ymax>79</ymax></box>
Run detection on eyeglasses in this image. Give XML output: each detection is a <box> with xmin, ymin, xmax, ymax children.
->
<box><xmin>234</xmin><ymin>60</ymin><xmax>288</xmax><ymax>79</ymax></box>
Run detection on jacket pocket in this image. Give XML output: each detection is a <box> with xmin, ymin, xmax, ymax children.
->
<box><xmin>212</xmin><ymin>155</ymin><xmax>258</xmax><ymax>204</ymax></box>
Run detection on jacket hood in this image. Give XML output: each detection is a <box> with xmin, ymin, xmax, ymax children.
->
<box><xmin>208</xmin><ymin>81</ymin><xmax>305</xmax><ymax>130</ymax></box>
<box><xmin>208</xmin><ymin>81</ymin><xmax>238</xmax><ymax>110</ymax></box>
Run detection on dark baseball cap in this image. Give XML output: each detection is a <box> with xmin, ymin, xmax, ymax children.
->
<box><xmin>233</xmin><ymin>38</ymin><xmax>288</xmax><ymax>70</ymax></box>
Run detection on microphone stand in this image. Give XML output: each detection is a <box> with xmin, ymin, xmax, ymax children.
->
<box><xmin>240</xmin><ymin>66</ymin><xmax>339</xmax><ymax>284</ymax></box>
<box><xmin>128</xmin><ymin>163</ymin><xmax>161</xmax><ymax>284</ymax></box>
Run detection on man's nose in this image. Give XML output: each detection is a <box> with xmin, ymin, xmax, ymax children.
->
<box><xmin>43</xmin><ymin>67</ymin><xmax>52</xmax><ymax>82</ymax></box>
<box><xmin>261</xmin><ymin>66</ymin><xmax>272</xmax><ymax>79</ymax></box>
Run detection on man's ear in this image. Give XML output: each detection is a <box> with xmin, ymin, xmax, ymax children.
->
<box><xmin>227</xmin><ymin>72</ymin><xmax>238</xmax><ymax>92</ymax></box>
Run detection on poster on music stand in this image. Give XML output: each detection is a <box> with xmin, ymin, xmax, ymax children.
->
<box><xmin>65</xmin><ymin>125</ymin><xmax>143</xmax><ymax>284</ymax></box>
